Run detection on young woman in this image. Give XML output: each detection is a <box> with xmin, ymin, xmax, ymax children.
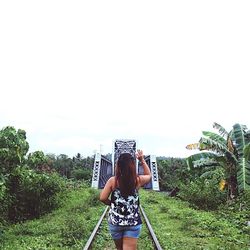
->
<box><xmin>100</xmin><ymin>149</ymin><xmax>152</xmax><ymax>250</ymax></box>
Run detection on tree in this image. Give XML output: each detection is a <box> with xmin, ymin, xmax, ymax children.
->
<box><xmin>157</xmin><ymin>157</ymin><xmax>189</xmax><ymax>192</ymax></box>
<box><xmin>0</xmin><ymin>126</ymin><xmax>67</xmax><ymax>222</ymax></box>
<box><xmin>0</xmin><ymin>126</ymin><xmax>29</xmax><ymax>174</ymax></box>
<box><xmin>27</xmin><ymin>151</ymin><xmax>48</xmax><ymax>170</ymax></box>
<box><xmin>55</xmin><ymin>154</ymin><xmax>73</xmax><ymax>178</ymax></box>
<box><xmin>186</xmin><ymin>122</ymin><xmax>250</xmax><ymax>198</ymax></box>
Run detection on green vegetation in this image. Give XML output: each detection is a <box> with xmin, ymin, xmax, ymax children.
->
<box><xmin>46</xmin><ymin>153</ymin><xmax>93</xmax><ymax>181</ymax></box>
<box><xmin>0</xmin><ymin>126</ymin><xmax>67</xmax><ymax>223</ymax></box>
<box><xmin>0</xmin><ymin>126</ymin><xmax>94</xmax><ymax>224</ymax></box>
<box><xmin>186</xmin><ymin>122</ymin><xmax>250</xmax><ymax>198</ymax></box>
<box><xmin>140</xmin><ymin>190</ymin><xmax>250</xmax><ymax>250</ymax></box>
<box><xmin>157</xmin><ymin>157</ymin><xmax>189</xmax><ymax>192</ymax></box>
<box><xmin>178</xmin><ymin>168</ymin><xmax>228</xmax><ymax>210</ymax></box>
<box><xmin>2</xmin><ymin>188</ymin><xmax>248</xmax><ymax>249</ymax></box>
<box><xmin>1</xmin><ymin>123</ymin><xmax>250</xmax><ymax>249</ymax></box>
<box><xmin>0</xmin><ymin>186</ymin><xmax>103</xmax><ymax>249</ymax></box>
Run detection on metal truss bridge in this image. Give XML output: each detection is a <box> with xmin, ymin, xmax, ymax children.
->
<box><xmin>91</xmin><ymin>139</ymin><xmax>160</xmax><ymax>190</ymax></box>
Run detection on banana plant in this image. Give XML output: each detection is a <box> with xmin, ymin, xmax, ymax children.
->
<box><xmin>186</xmin><ymin>122</ymin><xmax>250</xmax><ymax>198</ymax></box>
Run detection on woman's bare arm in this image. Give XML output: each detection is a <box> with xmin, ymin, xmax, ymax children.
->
<box><xmin>99</xmin><ymin>177</ymin><xmax>114</xmax><ymax>206</ymax></box>
<box><xmin>136</xmin><ymin>150</ymin><xmax>152</xmax><ymax>187</ymax></box>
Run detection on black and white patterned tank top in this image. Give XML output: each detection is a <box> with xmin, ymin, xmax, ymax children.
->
<box><xmin>108</xmin><ymin>188</ymin><xmax>142</xmax><ymax>226</ymax></box>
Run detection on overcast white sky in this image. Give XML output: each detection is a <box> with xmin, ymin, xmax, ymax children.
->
<box><xmin>0</xmin><ymin>1</ymin><xmax>249</xmax><ymax>158</ymax></box>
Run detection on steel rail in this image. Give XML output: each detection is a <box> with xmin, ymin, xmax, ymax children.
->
<box><xmin>140</xmin><ymin>205</ymin><xmax>163</xmax><ymax>250</ymax></box>
<box><xmin>83</xmin><ymin>206</ymin><xmax>109</xmax><ymax>250</ymax></box>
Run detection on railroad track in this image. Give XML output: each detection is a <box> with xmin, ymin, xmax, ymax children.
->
<box><xmin>83</xmin><ymin>205</ymin><xmax>163</xmax><ymax>250</ymax></box>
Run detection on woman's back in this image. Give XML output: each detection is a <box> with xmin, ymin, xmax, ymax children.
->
<box><xmin>108</xmin><ymin>187</ymin><xmax>142</xmax><ymax>226</ymax></box>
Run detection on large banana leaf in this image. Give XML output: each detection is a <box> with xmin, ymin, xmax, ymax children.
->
<box><xmin>202</xmin><ymin>131</ymin><xmax>227</xmax><ymax>146</ymax></box>
<box><xmin>213</xmin><ymin>122</ymin><xmax>229</xmax><ymax>138</ymax></box>
<box><xmin>186</xmin><ymin>152</ymin><xmax>219</xmax><ymax>169</ymax></box>
<box><xmin>186</xmin><ymin>143</ymin><xmax>199</xmax><ymax>150</ymax></box>
<box><xmin>244</xmin><ymin>143</ymin><xmax>250</xmax><ymax>161</ymax></box>
<box><xmin>232</xmin><ymin>124</ymin><xmax>250</xmax><ymax>191</ymax></box>
<box><xmin>199</xmin><ymin>137</ymin><xmax>237</xmax><ymax>163</ymax></box>
<box><xmin>186</xmin><ymin>142</ymin><xmax>207</xmax><ymax>150</ymax></box>
<box><xmin>202</xmin><ymin>130</ymin><xmax>235</xmax><ymax>154</ymax></box>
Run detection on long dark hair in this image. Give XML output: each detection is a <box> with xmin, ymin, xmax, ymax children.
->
<box><xmin>115</xmin><ymin>153</ymin><xmax>138</xmax><ymax>197</ymax></box>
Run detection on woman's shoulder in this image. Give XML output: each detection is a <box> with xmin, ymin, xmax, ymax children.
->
<box><xmin>106</xmin><ymin>176</ymin><xmax>115</xmax><ymax>185</ymax></box>
<box><xmin>107</xmin><ymin>176</ymin><xmax>116</xmax><ymax>191</ymax></box>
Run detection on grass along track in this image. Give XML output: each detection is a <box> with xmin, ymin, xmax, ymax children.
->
<box><xmin>1</xmin><ymin>187</ymin><xmax>249</xmax><ymax>250</ymax></box>
<box><xmin>0</xmin><ymin>187</ymin><xmax>104</xmax><ymax>250</ymax></box>
<box><xmin>140</xmin><ymin>190</ymin><xmax>250</xmax><ymax>250</ymax></box>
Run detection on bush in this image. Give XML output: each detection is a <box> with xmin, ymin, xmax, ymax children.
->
<box><xmin>157</xmin><ymin>158</ymin><xmax>189</xmax><ymax>192</ymax></box>
<box><xmin>0</xmin><ymin>126</ymin><xmax>68</xmax><ymax>224</ymax></box>
<box><xmin>86</xmin><ymin>188</ymin><xmax>101</xmax><ymax>207</ymax></box>
<box><xmin>7</xmin><ymin>166</ymin><xmax>67</xmax><ymax>222</ymax></box>
<box><xmin>70</xmin><ymin>168</ymin><xmax>92</xmax><ymax>182</ymax></box>
<box><xmin>216</xmin><ymin>190</ymin><xmax>250</xmax><ymax>234</ymax></box>
<box><xmin>178</xmin><ymin>177</ymin><xmax>227</xmax><ymax>210</ymax></box>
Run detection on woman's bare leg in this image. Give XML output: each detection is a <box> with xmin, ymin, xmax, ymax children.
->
<box><xmin>123</xmin><ymin>237</ymin><xmax>138</xmax><ymax>250</ymax></box>
<box><xmin>114</xmin><ymin>239</ymin><xmax>123</xmax><ymax>250</ymax></box>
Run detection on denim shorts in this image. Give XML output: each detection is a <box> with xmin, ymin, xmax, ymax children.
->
<box><xmin>108</xmin><ymin>223</ymin><xmax>142</xmax><ymax>239</ymax></box>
